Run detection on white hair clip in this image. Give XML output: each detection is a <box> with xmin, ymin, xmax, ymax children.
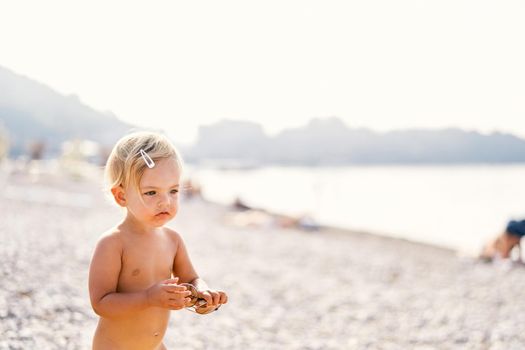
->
<box><xmin>139</xmin><ymin>149</ymin><xmax>155</xmax><ymax>168</ymax></box>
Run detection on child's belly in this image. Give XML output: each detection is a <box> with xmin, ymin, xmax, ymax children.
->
<box><xmin>93</xmin><ymin>307</ymin><xmax>171</xmax><ymax>350</ymax></box>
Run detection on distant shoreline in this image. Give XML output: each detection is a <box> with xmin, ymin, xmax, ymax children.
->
<box><xmin>201</xmin><ymin>196</ymin><xmax>458</xmax><ymax>258</ymax></box>
<box><xmin>0</xmin><ymin>160</ymin><xmax>484</xmax><ymax>257</ymax></box>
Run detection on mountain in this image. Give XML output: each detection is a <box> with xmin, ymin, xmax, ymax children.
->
<box><xmin>188</xmin><ymin>119</ymin><xmax>268</xmax><ymax>163</ymax></box>
<box><xmin>2</xmin><ymin>64</ymin><xmax>525</xmax><ymax>164</ymax></box>
<box><xmin>0</xmin><ymin>65</ymin><xmax>134</xmax><ymax>157</ymax></box>
<box><xmin>186</xmin><ymin>118</ymin><xmax>525</xmax><ymax>165</ymax></box>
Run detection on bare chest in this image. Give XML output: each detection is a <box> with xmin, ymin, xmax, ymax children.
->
<box><xmin>117</xmin><ymin>236</ymin><xmax>177</xmax><ymax>292</ymax></box>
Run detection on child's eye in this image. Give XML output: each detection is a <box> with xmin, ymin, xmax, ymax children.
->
<box><xmin>170</xmin><ymin>189</ymin><xmax>179</xmax><ymax>194</ymax></box>
<box><xmin>144</xmin><ymin>191</ymin><xmax>156</xmax><ymax>196</ymax></box>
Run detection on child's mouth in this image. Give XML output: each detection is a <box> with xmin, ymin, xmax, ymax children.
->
<box><xmin>156</xmin><ymin>212</ymin><xmax>170</xmax><ymax>217</ymax></box>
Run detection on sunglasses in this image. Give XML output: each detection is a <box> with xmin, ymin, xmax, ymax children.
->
<box><xmin>180</xmin><ymin>283</ymin><xmax>221</xmax><ymax>315</ymax></box>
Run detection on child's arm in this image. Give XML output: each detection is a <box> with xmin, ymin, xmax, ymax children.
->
<box><xmin>170</xmin><ymin>230</ymin><xmax>228</xmax><ymax>310</ymax></box>
<box><xmin>89</xmin><ymin>234</ymin><xmax>190</xmax><ymax>319</ymax></box>
<box><xmin>170</xmin><ymin>230</ymin><xmax>200</xmax><ymax>285</ymax></box>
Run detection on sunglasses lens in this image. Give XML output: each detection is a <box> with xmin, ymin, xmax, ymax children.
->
<box><xmin>181</xmin><ymin>283</ymin><xmax>199</xmax><ymax>306</ymax></box>
<box><xmin>180</xmin><ymin>283</ymin><xmax>220</xmax><ymax>314</ymax></box>
<box><xmin>187</xmin><ymin>297</ymin><xmax>198</xmax><ymax>307</ymax></box>
<box><xmin>195</xmin><ymin>302</ymin><xmax>221</xmax><ymax>314</ymax></box>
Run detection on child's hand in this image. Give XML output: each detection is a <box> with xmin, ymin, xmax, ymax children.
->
<box><xmin>195</xmin><ymin>288</ymin><xmax>228</xmax><ymax>314</ymax></box>
<box><xmin>145</xmin><ymin>277</ymin><xmax>192</xmax><ymax>310</ymax></box>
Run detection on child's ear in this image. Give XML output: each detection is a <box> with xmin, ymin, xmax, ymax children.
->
<box><xmin>111</xmin><ymin>186</ymin><xmax>127</xmax><ymax>207</ymax></box>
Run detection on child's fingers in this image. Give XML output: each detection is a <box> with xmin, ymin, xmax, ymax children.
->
<box><xmin>199</xmin><ymin>291</ymin><xmax>213</xmax><ymax>306</ymax></box>
<box><xmin>209</xmin><ymin>291</ymin><xmax>220</xmax><ymax>306</ymax></box>
<box><xmin>163</xmin><ymin>283</ymin><xmax>187</xmax><ymax>291</ymax></box>
<box><xmin>219</xmin><ymin>291</ymin><xmax>228</xmax><ymax>304</ymax></box>
<box><xmin>168</xmin><ymin>303</ymin><xmax>184</xmax><ymax>310</ymax></box>
<box><xmin>165</xmin><ymin>286</ymin><xmax>191</xmax><ymax>295</ymax></box>
<box><xmin>164</xmin><ymin>285</ymin><xmax>187</xmax><ymax>292</ymax></box>
<box><xmin>162</xmin><ymin>277</ymin><xmax>179</xmax><ymax>284</ymax></box>
<box><xmin>174</xmin><ymin>290</ymin><xmax>192</xmax><ymax>297</ymax></box>
<box><xmin>167</xmin><ymin>297</ymin><xmax>192</xmax><ymax>309</ymax></box>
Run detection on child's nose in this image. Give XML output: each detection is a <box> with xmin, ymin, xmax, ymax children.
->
<box><xmin>157</xmin><ymin>194</ymin><xmax>171</xmax><ymax>208</ymax></box>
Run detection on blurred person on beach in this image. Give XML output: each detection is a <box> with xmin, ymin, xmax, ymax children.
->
<box><xmin>480</xmin><ymin>219</ymin><xmax>524</xmax><ymax>262</ymax></box>
<box><xmin>88</xmin><ymin>131</ymin><xmax>228</xmax><ymax>350</ymax></box>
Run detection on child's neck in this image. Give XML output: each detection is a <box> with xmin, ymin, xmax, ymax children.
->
<box><xmin>120</xmin><ymin>213</ymin><xmax>161</xmax><ymax>235</ymax></box>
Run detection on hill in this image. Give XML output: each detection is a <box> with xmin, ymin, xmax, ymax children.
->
<box><xmin>186</xmin><ymin>118</ymin><xmax>525</xmax><ymax>165</ymax></box>
<box><xmin>0</xmin><ymin>65</ymin><xmax>133</xmax><ymax>157</ymax></box>
<box><xmin>3</xmin><ymin>65</ymin><xmax>525</xmax><ymax>165</ymax></box>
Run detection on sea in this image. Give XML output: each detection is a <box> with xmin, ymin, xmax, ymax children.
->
<box><xmin>186</xmin><ymin>164</ymin><xmax>525</xmax><ymax>253</ymax></box>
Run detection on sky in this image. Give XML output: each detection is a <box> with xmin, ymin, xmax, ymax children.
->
<box><xmin>0</xmin><ymin>0</ymin><xmax>524</xmax><ymax>145</ymax></box>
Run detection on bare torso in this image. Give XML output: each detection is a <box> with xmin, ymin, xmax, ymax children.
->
<box><xmin>92</xmin><ymin>228</ymin><xmax>177</xmax><ymax>350</ymax></box>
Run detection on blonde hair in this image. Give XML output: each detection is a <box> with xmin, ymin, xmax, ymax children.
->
<box><xmin>104</xmin><ymin>131</ymin><xmax>183</xmax><ymax>193</ymax></box>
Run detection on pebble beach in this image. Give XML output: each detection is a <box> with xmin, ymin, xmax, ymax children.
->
<box><xmin>2</xmin><ymin>166</ymin><xmax>525</xmax><ymax>350</ymax></box>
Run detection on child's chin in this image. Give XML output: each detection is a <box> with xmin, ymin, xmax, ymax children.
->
<box><xmin>151</xmin><ymin>216</ymin><xmax>173</xmax><ymax>226</ymax></box>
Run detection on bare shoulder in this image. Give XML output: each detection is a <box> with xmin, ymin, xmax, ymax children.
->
<box><xmin>97</xmin><ymin>227</ymin><xmax>124</xmax><ymax>244</ymax></box>
<box><xmin>92</xmin><ymin>228</ymin><xmax>124</xmax><ymax>256</ymax></box>
<box><xmin>163</xmin><ymin>226</ymin><xmax>183</xmax><ymax>246</ymax></box>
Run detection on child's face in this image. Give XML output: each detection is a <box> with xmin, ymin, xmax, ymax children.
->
<box><xmin>123</xmin><ymin>157</ymin><xmax>181</xmax><ymax>228</ymax></box>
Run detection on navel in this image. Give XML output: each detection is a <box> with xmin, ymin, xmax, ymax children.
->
<box><xmin>131</xmin><ymin>268</ymin><xmax>140</xmax><ymax>276</ymax></box>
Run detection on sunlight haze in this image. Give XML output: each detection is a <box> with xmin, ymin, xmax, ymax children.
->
<box><xmin>1</xmin><ymin>0</ymin><xmax>524</xmax><ymax>144</ymax></box>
